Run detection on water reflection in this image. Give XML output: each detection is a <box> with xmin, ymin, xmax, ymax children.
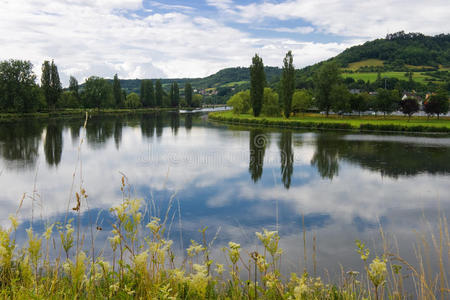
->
<box><xmin>0</xmin><ymin>119</ymin><xmax>44</xmax><ymax>169</ymax></box>
<box><xmin>279</xmin><ymin>131</ymin><xmax>293</xmax><ymax>188</ymax></box>
<box><xmin>249</xmin><ymin>129</ymin><xmax>269</xmax><ymax>183</ymax></box>
<box><xmin>0</xmin><ymin>112</ymin><xmax>449</xmax><ymax>286</ymax></box>
<box><xmin>170</xmin><ymin>113</ymin><xmax>180</xmax><ymax>136</ymax></box>
<box><xmin>310</xmin><ymin>134</ymin><xmax>339</xmax><ymax>180</ymax></box>
<box><xmin>44</xmin><ymin>120</ymin><xmax>63</xmax><ymax>167</ymax></box>
<box><xmin>185</xmin><ymin>114</ymin><xmax>192</xmax><ymax>131</ymax></box>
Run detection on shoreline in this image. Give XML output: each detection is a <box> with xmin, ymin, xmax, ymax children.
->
<box><xmin>209</xmin><ymin>111</ymin><xmax>450</xmax><ymax>134</ymax></box>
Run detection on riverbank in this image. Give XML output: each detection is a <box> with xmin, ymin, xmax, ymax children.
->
<box><xmin>0</xmin><ymin>107</ymin><xmax>179</xmax><ymax>122</ymax></box>
<box><xmin>209</xmin><ymin>111</ymin><xmax>450</xmax><ymax>133</ymax></box>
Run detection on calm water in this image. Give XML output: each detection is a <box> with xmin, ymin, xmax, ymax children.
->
<box><xmin>1</xmin><ymin>112</ymin><xmax>449</xmax><ymax>278</ymax></box>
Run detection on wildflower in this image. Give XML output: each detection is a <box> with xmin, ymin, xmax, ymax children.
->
<box><xmin>368</xmin><ymin>256</ymin><xmax>387</xmax><ymax>288</ymax></box>
<box><xmin>187</xmin><ymin>240</ymin><xmax>205</xmax><ymax>257</ymax></box>
<box><xmin>214</xmin><ymin>263</ymin><xmax>224</xmax><ymax>275</ymax></box>
<box><xmin>256</xmin><ymin>229</ymin><xmax>282</xmax><ymax>257</ymax></box>
<box><xmin>9</xmin><ymin>214</ymin><xmax>19</xmax><ymax>231</ymax></box>
<box><xmin>146</xmin><ymin>217</ymin><xmax>161</xmax><ymax>234</ymax></box>
<box><xmin>43</xmin><ymin>223</ymin><xmax>54</xmax><ymax>240</ymax></box>
<box><xmin>355</xmin><ymin>240</ymin><xmax>370</xmax><ymax>262</ymax></box>
<box><xmin>227</xmin><ymin>241</ymin><xmax>241</xmax><ymax>264</ymax></box>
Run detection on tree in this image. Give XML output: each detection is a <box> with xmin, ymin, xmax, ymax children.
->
<box><xmin>375</xmin><ymin>88</ymin><xmax>400</xmax><ymax>116</ymax></box>
<box><xmin>425</xmin><ymin>89</ymin><xmax>449</xmax><ymax>119</ymax></box>
<box><xmin>350</xmin><ymin>92</ymin><xmax>370</xmax><ymax>115</ymax></box>
<box><xmin>400</xmin><ymin>97</ymin><xmax>419</xmax><ymax>120</ymax></box>
<box><xmin>41</xmin><ymin>61</ymin><xmax>51</xmax><ymax>108</ymax></box>
<box><xmin>69</xmin><ymin>76</ymin><xmax>79</xmax><ymax>98</ymax></box>
<box><xmin>81</xmin><ymin>76</ymin><xmax>114</xmax><ymax>109</ymax></box>
<box><xmin>227</xmin><ymin>90</ymin><xmax>251</xmax><ymax>115</ymax></box>
<box><xmin>185</xmin><ymin>82</ymin><xmax>193</xmax><ymax>107</ymax></box>
<box><xmin>192</xmin><ymin>94</ymin><xmax>203</xmax><ymax>108</ymax></box>
<box><xmin>0</xmin><ymin>59</ymin><xmax>38</xmax><ymax>113</ymax></box>
<box><xmin>281</xmin><ymin>51</ymin><xmax>295</xmax><ymax>118</ymax></box>
<box><xmin>261</xmin><ymin>88</ymin><xmax>280</xmax><ymax>117</ymax></box>
<box><xmin>250</xmin><ymin>54</ymin><xmax>266</xmax><ymax>117</ymax></box>
<box><xmin>58</xmin><ymin>91</ymin><xmax>80</xmax><ymax>108</ymax></box>
<box><xmin>155</xmin><ymin>80</ymin><xmax>163</xmax><ymax>107</ymax></box>
<box><xmin>330</xmin><ymin>84</ymin><xmax>351</xmax><ymax>114</ymax></box>
<box><xmin>140</xmin><ymin>79</ymin><xmax>155</xmax><ymax>107</ymax></box>
<box><xmin>125</xmin><ymin>92</ymin><xmax>142</xmax><ymax>108</ymax></box>
<box><xmin>314</xmin><ymin>62</ymin><xmax>340</xmax><ymax>116</ymax></box>
<box><xmin>113</xmin><ymin>74</ymin><xmax>123</xmax><ymax>108</ymax></box>
<box><xmin>41</xmin><ymin>60</ymin><xmax>61</xmax><ymax>110</ymax></box>
<box><xmin>50</xmin><ymin>61</ymin><xmax>62</xmax><ymax>109</ymax></box>
<box><xmin>292</xmin><ymin>89</ymin><xmax>314</xmax><ymax>115</ymax></box>
<box><xmin>170</xmin><ymin>82</ymin><xmax>179</xmax><ymax>107</ymax></box>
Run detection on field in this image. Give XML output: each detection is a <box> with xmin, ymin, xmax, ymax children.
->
<box><xmin>345</xmin><ymin>59</ymin><xmax>384</xmax><ymax>70</ymax></box>
<box><xmin>341</xmin><ymin>71</ymin><xmax>436</xmax><ymax>84</ymax></box>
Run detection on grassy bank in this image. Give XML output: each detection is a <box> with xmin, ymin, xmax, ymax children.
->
<box><xmin>209</xmin><ymin>111</ymin><xmax>450</xmax><ymax>133</ymax></box>
<box><xmin>0</xmin><ymin>107</ymin><xmax>176</xmax><ymax>122</ymax></box>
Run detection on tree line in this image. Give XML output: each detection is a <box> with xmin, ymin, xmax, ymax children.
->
<box><xmin>228</xmin><ymin>53</ymin><xmax>449</xmax><ymax>119</ymax></box>
<box><xmin>0</xmin><ymin>59</ymin><xmax>202</xmax><ymax>113</ymax></box>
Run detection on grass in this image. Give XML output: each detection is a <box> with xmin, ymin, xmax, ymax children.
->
<box><xmin>346</xmin><ymin>59</ymin><xmax>385</xmax><ymax>70</ymax></box>
<box><xmin>0</xmin><ymin>112</ymin><xmax>448</xmax><ymax>299</ymax></box>
<box><xmin>221</xmin><ymin>81</ymin><xmax>249</xmax><ymax>87</ymax></box>
<box><xmin>209</xmin><ymin>111</ymin><xmax>450</xmax><ymax>133</ymax></box>
<box><xmin>341</xmin><ymin>72</ymin><xmax>437</xmax><ymax>84</ymax></box>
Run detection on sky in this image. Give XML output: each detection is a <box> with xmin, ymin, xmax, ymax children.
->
<box><xmin>1</xmin><ymin>0</ymin><xmax>449</xmax><ymax>85</ymax></box>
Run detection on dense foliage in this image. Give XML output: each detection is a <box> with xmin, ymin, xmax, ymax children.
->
<box><xmin>250</xmin><ymin>54</ymin><xmax>266</xmax><ymax>117</ymax></box>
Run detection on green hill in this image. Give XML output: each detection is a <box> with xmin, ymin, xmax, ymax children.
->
<box><xmin>295</xmin><ymin>31</ymin><xmax>450</xmax><ymax>91</ymax></box>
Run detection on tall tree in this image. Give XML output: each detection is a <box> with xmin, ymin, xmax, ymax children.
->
<box><xmin>170</xmin><ymin>82</ymin><xmax>179</xmax><ymax>107</ymax></box>
<box><xmin>113</xmin><ymin>74</ymin><xmax>123</xmax><ymax>108</ymax></box>
<box><xmin>250</xmin><ymin>54</ymin><xmax>266</xmax><ymax>117</ymax></box>
<box><xmin>69</xmin><ymin>76</ymin><xmax>79</xmax><ymax>98</ymax></box>
<box><xmin>140</xmin><ymin>80</ymin><xmax>155</xmax><ymax>107</ymax></box>
<box><xmin>185</xmin><ymin>82</ymin><xmax>193</xmax><ymax>107</ymax></box>
<box><xmin>81</xmin><ymin>76</ymin><xmax>113</xmax><ymax>109</ymax></box>
<box><xmin>41</xmin><ymin>60</ymin><xmax>61</xmax><ymax>110</ymax></box>
<box><xmin>314</xmin><ymin>62</ymin><xmax>340</xmax><ymax>116</ymax></box>
<box><xmin>50</xmin><ymin>60</ymin><xmax>62</xmax><ymax>109</ymax></box>
<box><xmin>41</xmin><ymin>61</ymin><xmax>51</xmax><ymax>108</ymax></box>
<box><xmin>281</xmin><ymin>51</ymin><xmax>295</xmax><ymax>118</ymax></box>
<box><xmin>148</xmin><ymin>80</ymin><xmax>155</xmax><ymax>107</ymax></box>
<box><xmin>155</xmin><ymin>80</ymin><xmax>163</xmax><ymax>107</ymax></box>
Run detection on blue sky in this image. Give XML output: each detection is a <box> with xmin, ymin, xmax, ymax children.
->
<box><xmin>1</xmin><ymin>0</ymin><xmax>449</xmax><ymax>85</ymax></box>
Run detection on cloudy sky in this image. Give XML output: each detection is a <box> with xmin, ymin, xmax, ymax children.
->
<box><xmin>1</xmin><ymin>0</ymin><xmax>449</xmax><ymax>85</ymax></box>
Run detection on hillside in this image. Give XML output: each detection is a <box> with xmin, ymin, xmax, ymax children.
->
<box><xmin>295</xmin><ymin>31</ymin><xmax>450</xmax><ymax>92</ymax></box>
<box><xmin>113</xmin><ymin>66</ymin><xmax>282</xmax><ymax>103</ymax></box>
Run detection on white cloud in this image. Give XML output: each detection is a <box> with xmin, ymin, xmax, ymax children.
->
<box><xmin>230</xmin><ymin>0</ymin><xmax>450</xmax><ymax>38</ymax></box>
<box><xmin>0</xmin><ymin>0</ymin><xmax>354</xmax><ymax>85</ymax></box>
<box><xmin>270</xmin><ymin>26</ymin><xmax>315</xmax><ymax>34</ymax></box>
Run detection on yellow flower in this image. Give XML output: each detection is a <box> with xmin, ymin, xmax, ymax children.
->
<box><xmin>9</xmin><ymin>214</ymin><xmax>18</xmax><ymax>231</ymax></box>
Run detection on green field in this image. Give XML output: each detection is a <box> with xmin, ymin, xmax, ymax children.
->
<box><xmin>345</xmin><ymin>59</ymin><xmax>384</xmax><ymax>70</ymax></box>
<box><xmin>211</xmin><ymin>111</ymin><xmax>450</xmax><ymax>132</ymax></box>
<box><xmin>341</xmin><ymin>71</ymin><xmax>436</xmax><ymax>84</ymax></box>
<box><xmin>221</xmin><ymin>80</ymin><xmax>249</xmax><ymax>87</ymax></box>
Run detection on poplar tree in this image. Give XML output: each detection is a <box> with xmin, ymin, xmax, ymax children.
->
<box><xmin>42</xmin><ymin>60</ymin><xmax>62</xmax><ymax>110</ymax></box>
<box><xmin>69</xmin><ymin>76</ymin><xmax>79</xmax><ymax>98</ymax></box>
<box><xmin>140</xmin><ymin>80</ymin><xmax>148</xmax><ymax>107</ymax></box>
<box><xmin>155</xmin><ymin>80</ymin><xmax>163</xmax><ymax>107</ymax></box>
<box><xmin>41</xmin><ymin>61</ymin><xmax>51</xmax><ymax>108</ymax></box>
<box><xmin>148</xmin><ymin>80</ymin><xmax>155</xmax><ymax>107</ymax></box>
<box><xmin>185</xmin><ymin>82</ymin><xmax>193</xmax><ymax>107</ymax></box>
<box><xmin>250</xmin><ymin>54</ymin><xmax>266</xmax><ymax>117</ymax></box>
<box><xmin>113</xmin><ymin>74</ymin><xmax>123</xmax><ymax>108</ymax></box>
<box><xmin>281</xmin><ymin>51</ymin><xmax>295</xmax><ymax>118</ymax></box>
<box><xmin>171</xmin><ymin>82</ymin><xmax>179</xmax><ymax>107</ymax></box>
